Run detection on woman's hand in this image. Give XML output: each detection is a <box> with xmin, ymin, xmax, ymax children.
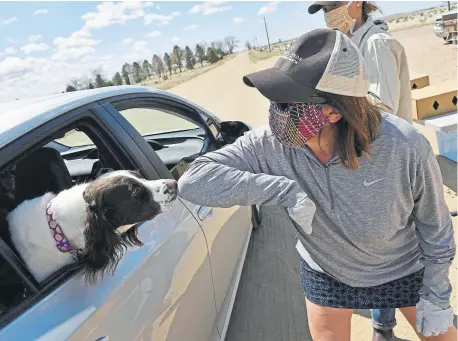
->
<box><xmin>286</xmin><ymin>192</ymin><xmax>316</xmax><ymax>234</ymax></box>
<box><xmin>416</xmin><ymin>297</ymin><xmax>454</xmax><ymax>337</ymax></box>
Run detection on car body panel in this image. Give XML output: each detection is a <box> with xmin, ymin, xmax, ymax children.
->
<box><xmin>194</xmin><ymin>206</ymin><xmax>251</xmax><ymax>327</ymax></box>
<box><xmin>0</xmin><ymin>201</ymin><xmax>217</xmax><ymax>341</ymax></box>
<box><xmin>435</xmin><ymin>15</ymin><xmax>446</xmax><ymax>38</ymax></box>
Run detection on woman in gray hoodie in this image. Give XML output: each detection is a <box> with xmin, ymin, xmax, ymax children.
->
<box><xmin>178</xmin><ymin>29</ymin><xmax>455</xmax><ymax>341</ymax></box>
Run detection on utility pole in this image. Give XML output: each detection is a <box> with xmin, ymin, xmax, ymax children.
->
<box><xmin>448</xmin><ymin>1</ymin><xmax>451</xmax><ymax>11</ymax></box>
<box><xmin>263</xmin><ymin>16</ymin><xmax>271</xmax><ymax>52</ymax></box>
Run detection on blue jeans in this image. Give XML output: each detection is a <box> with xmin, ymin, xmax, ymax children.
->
<box><xmin>372</xmin><ymin>308</ymin><xmax>397</xmax><ymax>331</ymax></box>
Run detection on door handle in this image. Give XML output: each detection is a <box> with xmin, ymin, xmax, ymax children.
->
<box><xmin>198</xmin><ymin>206</ymin><xmax>213</xmax><ymax>220</ymax></box>
<box><xmin>94</xmin><ymin>337</ymin><xmax>110</xmax><ymax>341</ymax></box>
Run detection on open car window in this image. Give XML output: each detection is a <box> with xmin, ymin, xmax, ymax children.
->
<box><xmin>120</xmin><ymin>107</ymin><xmax>199</xmax><ymax>136</ymax></box>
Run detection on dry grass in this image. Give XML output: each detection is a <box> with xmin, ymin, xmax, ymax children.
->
<box><xmin>248</xmin><ymin>49</ymin><xmax>282</xmax><ymax>63</ymax></box>
<box><xmin>139</xmin><ymin>54</ymin><xmax>236</xmax><ymax>90</ymax></box>
<box><xmin>386</xmin><ymin>4</ymin><xmax>457</xmax><ymax>32</ymax></box>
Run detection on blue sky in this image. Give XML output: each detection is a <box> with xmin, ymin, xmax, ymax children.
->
<box><xmin>0</xmin><ymin>1</ymin><xmax>445</xmax><ymax>101</ymax></box>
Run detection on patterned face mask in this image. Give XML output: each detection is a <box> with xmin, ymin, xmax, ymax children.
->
<box><xmin>269</xmin><ymin>102</ymin><xmax>330</xmax><ymax>148</ymax></box>
<box><xmin>324</xmin><ymin>2</ymin><xmax>355</xmax><ymax>34</ymax></box>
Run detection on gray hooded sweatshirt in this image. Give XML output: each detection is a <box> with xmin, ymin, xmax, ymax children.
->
<box><xmin>178</xmin><ymin>113</ymin><xmax>455</xmax><ymax>308</ymax></box>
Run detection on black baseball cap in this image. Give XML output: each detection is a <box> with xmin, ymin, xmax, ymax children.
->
<box><xmin>308</xmin><ymin>1</ymin><xmax>341</xmax><ymax>14</ymax></box>
<box><xmin>242</xmin><ymin>28</ymin><xmax>368</xmax><ymax>104</ymax></box>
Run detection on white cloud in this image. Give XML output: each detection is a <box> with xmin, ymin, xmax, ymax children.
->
<box><xmin>156</xmin><ymin>4</ymin><xmax>161</xmax><ymax>10</ymax></box>
<box><xmin>4</xmin><ymin>47</ymin><xmax>18</xmax><ymax>55</ymax></box>
<box><xmin>7</xmin><ymin>37</ymin><xmax>17</xmax><ymax>44</ymax></box>
<box><xmin>184</xmin><ymin>24</ymin><xmax>199</xmax><ymax>30</ymax></box>
<box><xmin>82</xmin><ymin>1</ymin><xmax>153</xmax><ymax>29</ymax></box>
<box><xmin>233</xmin><ymin>17</ymin><xmax>244</xmax><ymax>23</ymax></box>
<box><xmin>0</xmin><ymin>56</ymin><xmax>48</xmax><ymax>80</ymax></box>
<box><xmin>172</xmin><ymin>36</ymin><xmax>180</xmax><ymax>42</ymax></box>
<box><xmin>145</xmin><ymin>11</ymin><xmax>179</xmax><ymax>25</ymax></box>
<box><xmin>34</xmin><ymin>9</ymin><xmax>48</xmax><ymax>15</ymax></box>
<box><xmin>146</xmin><ymin>30</ymin><xmax>162</xmax><ymax>38</ymax></box>
<box><xmin>52</xmin><ymin>30</ymin><xmax>100</xmax><ymax>62</ymax></box>
<box><xmin>188</xmin><ymin>1</ymin><xmax>232</xmax><ymax>15</ymax></box>
<box><xmin>258</xmin><ymin>1</ymin><xmax>281</xmax><ymax>15</ymax></box>
<box><xmin>121</xmin><ymin>38</ymin><xmax>134</xmax><ymax>45</ymax></box>
<box><xmin>121</xmin><ymin>40</ymin><xmax>154</xmax><ymax>64</ymax></box>
<box><xmin>28</xmin><ymin>34</ymin><xmax>43</xmax><ymax>43</ymax></box>
<box><xmin>0</xmin><ymin>46</ymin><xmax>18</xmax><ymax>58</ymax></box>
<box><xmin>144</xmin><ymin>13</ymin><xmax>173</xmax><ymax>25</ymax></box>
<box><xmin>2</xmin><ymin>17</ymin><xmax>18</xmax><ymax>25</ymax></box>
<box><xmin>21</xmin><ymin>43</ymin><xmax>50</xmax><ymax>55</ymax></box>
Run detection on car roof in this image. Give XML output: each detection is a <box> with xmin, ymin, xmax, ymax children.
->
<box><xmin>0</xmin><ymin>86</ymin><xmax>217</xmax><ymax>149</ymax></box>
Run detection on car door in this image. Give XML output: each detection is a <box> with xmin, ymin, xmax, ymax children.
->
<box><xmin>102</xmin><ymin>94</ymin><xmax>253</xmax><ymax>334</ymax></box>
<box><xmin>0</xmin><ymin>104</ymin><xmax>218</xmax><ymax>341</ymax></box>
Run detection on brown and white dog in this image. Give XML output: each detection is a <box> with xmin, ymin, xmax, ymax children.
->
<box><xmin>7</xmin><ymin>170</ymin><xmax>177</xmax><ymax>283</ymax></box>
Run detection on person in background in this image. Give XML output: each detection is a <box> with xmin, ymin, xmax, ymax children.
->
<box><xmin>308</xmin><ymin>1</ymin><xmax>413</xmax><ymax>125</ymax></box>
<box><xmin>178</xmin><ymin>28</ymin><xmax>456</xmax><ymax>341</ymax></box>
<box><xmin>308</xmin><ymin>2</ymin><xmax>414</xmax><ymax>339</ymax></box>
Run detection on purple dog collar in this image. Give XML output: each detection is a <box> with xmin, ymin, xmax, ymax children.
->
<box><xmin>46</xmin><ymin>200</ymin><xmax>83</xmax><ymax>259</ymax></box>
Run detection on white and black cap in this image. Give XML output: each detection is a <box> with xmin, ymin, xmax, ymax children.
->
<box><xmin>243</xmin><ymin>28</ymin><xmax>368</xmax><ymax>104</ymax></box>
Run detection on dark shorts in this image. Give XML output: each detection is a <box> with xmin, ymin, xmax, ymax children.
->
<box><xmin>300</xmin><ymin>260</ymin><xmax>424</xmax><ymax>309</ymax></box>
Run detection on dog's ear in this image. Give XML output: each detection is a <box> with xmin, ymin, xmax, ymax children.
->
<box><xmin>81</xmin><ymin>206</ymin><xmax>127</xmax><ymax>284</ymax></box>
<box><xmin>120</xmin><ymin>223</ymin><xmax>143</xmax><ymax>247</ymax></box>
<box><xmin>81</xmin><ymin>184</ymin><xmax>144</xmax><ymax>284</ymax></box>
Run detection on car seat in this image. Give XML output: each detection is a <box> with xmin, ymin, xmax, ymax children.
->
<box><xmin>15</xmin><ymin>147</ymin><xmax>73</xmax><ymax>204</ymax></box>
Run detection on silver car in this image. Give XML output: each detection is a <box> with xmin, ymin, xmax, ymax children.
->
<box><xmin>0</xmin><ymin>86</ymin><xmax>259</xmax><ymax>341</ymax></box>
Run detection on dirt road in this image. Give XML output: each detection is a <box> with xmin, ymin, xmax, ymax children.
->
<box><xmin>168</xmin><ymin>25</ymin><xmax>457</xmax><ymax>341</ymax></box>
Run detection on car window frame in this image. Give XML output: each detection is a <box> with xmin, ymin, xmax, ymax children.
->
<box><xmin>0</xmin><ymin>101</ymin><xmax>160</xmax><ymax>329</ymax></box>
<box><xmin>99</xmin><ymin>93</ymin><xmax>218</xmax><ymax>180</ymax></box>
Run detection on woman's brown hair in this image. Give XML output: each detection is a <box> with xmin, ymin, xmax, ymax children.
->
<box><xmin>362</xmin><ymin>1</ymin><xmax>380</xmax><ymax>22</ymax></box>
<box><xmin>318</xmin><ymin>91</ymin><xmax>382</xmax><ymax>170</ymax></box>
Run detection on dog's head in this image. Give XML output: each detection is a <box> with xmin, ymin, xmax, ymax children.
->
<box><xmin>81</xmin><ymin>170</ymin><xmax>177</xmax><ymax>283</ymax></box>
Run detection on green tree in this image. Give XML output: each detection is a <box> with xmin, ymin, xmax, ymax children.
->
<box><xmin>142</xmin><ymin>60</ymin><xmax>152</xmax><ymax>79</ymax></box>
<box><xmin>245</xmin><ymin>41</ymin><xmax>252</xmax><ymax>50</ymax></box>
<box><xmin>88</xmin><ymin>83</ymin><xmax>95</xmax><ymax>89</ymax></box>
<box><xmin>152</xmin><ymin>54</ymin><xmax>165</xmax><ymax>78</ymax></box>
<box><xmin>163</xmin><ymin>53</ymin><xmax>173</xmax><ymax>76</ymax></box>
<box><xmin>112</xmin><ymin>72</ymin><xmax>123</xmax><ymax>86</ymax></box>
<box><xmin>195</xmin><ymin>44</ymin><xmax>205</xmax><ymax>67</ymax></box>
<box><xmin>65</xmin><ymin>85</ymin><xmax>77</xmax><ymax>92</ymax></box>
<box><xmin>121</xmin><ymin>63</ymin><xmax>132</xmax><ymax>85</ymax></box>
<box><xmin>132</xmin><ymin>62</ymin><xmax>142</xmax><ymax>83</ymax></box>
<box><xmin>214</xmin><ymin>40</ymin><xmax>225</xmax><ymax>56</ymax></box>
<box><xmin>184</xmin><ymin>46</ymin><xmax>195</xmax><ymax>70</ymax></box>
<box><xmin>207</xmin><ymin>47</ymin><xmax>219</xmax><ymax>64</ymax></box>
<box><xmin>94</xmin><ymin>74</ymin><xmax>106</xmax><ymax>88</ymax></box>
<box><xmin>172</xmin><ymin>45</ymin><xmax>184</xmax><ymax>73</ymax></box>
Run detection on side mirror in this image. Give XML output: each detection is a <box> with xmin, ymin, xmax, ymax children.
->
<box><xmin>219</xmin><ymin>121</ymin><xmax>252</xmax><ymax>144</ymax></box>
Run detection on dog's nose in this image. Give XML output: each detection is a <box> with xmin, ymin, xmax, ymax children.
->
<box><xmin>164</xmin><ymin>180</ymin><xmax>177</xmax><ymax>191</ymax></box>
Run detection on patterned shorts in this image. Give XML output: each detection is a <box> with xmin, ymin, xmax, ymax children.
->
<box><xmin>300</xmin><ymin>260</ymin><xmax>424</xmax><ymax>309</ymax></box>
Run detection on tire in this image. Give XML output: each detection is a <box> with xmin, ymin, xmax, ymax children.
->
<box><xmin>251</xmin><ymin>205</ymin><xmax>263</xmax><ymax>229</ymax></box>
